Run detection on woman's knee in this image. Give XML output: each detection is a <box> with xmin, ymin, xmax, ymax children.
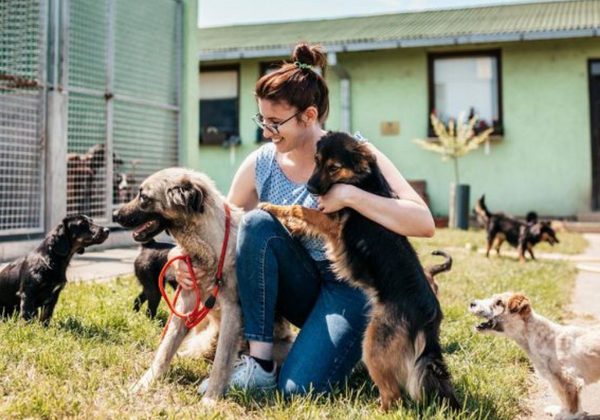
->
<box><xmin>277</xmin><ymin>374</ymin><xmax>313</xmax><ymax>397</ymax></box>
<box><xmin>236</xmin><ymin>209</ymin><xmax>285</xmax><ymax>282</ymax></box>
<box><xmin>238</xmin><ymin>209</ymin><xmax>281</xmax><ymax>248</ymax></box>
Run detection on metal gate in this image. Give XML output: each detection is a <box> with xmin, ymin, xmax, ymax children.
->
<box><xmin>0</xmin><ymin>0</ymin><xmax>181</xmax><ymax>238</ymax></box>
<box><xmin>0</xmin><ymin>0</ymin><xmax>47</xmax><ymax>235</ymax></box>
<box><xmin>65</xmin><ymin>0</ymin><xmax>181</xmax><ymax>223</ymax></box>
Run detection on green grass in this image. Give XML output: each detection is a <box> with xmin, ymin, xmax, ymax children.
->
<box><xmin>0</xmin><ymin>229</ymin><xmax>586</xmax><ymax>419</ymax></box>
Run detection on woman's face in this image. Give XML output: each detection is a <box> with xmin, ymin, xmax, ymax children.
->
<box><xmin>257</xmin><ymin>99</ymin><xmax>310</xmax><ymax>153</ymax></box>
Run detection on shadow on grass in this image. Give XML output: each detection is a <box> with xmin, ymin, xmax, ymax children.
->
<box><xmin>444</xmin><ymin>340</ymin><xmax>462</xmax><ymax>355</ymax></box>
<box><xmin>56</xmin><ymin>316</ymin><xmax>127</xmax><ymax>344</ymax></box>
<box><xmin>165</xmin><ymin>363</ymin><xmax>206</xmax><ymax>387</ymax></box>
<box><xmin>220</xmin><ymin>362</ymin><xmax>509</xmax><ymax>420</ymax></box>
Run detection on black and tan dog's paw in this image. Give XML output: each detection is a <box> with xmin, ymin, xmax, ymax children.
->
<box><xmin>257</xmin><ymin>203</ymin><xmax>305</xmax><ymax>235</ymax></box>
<box><xmin>258</xmin><ymin>202</ymin><xmax>290</xmax><ymax>220</ymax></box>
<box><xmin>283</xmin><ymin>217</ymin><xmax>308</xmax><ymax>236</ymax></box>
<box><xmin>257</xmin><ymin>202</ymin><xmax>276</xmax><ymax>213</ymax></box>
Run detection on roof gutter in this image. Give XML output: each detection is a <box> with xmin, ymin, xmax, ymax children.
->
<box><xmin>327</xmin><ymin>52</ymin><xmax>351</xmax><ymax>133</ymax></box>
<box><xmin>199</xmin><ymin>28</ymin><xmax>599</xmax><ymax>61</ymax></box>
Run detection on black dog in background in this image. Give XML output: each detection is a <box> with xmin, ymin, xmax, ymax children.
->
<box><xmin>0</xmin><ymin>215</ymin><xmax>109</xmax><ymax>324</ymax></box>
<box><xmin>475</xmin><ymin>195</ymin><xmax>559</xmax><ymax>263</ymax></box>
<box><xmin>133</xmin><ymin>239</ymin><xmax>177</xmax><ymax>318</ymax></box>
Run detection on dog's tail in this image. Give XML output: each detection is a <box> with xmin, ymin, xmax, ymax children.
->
<box><xmin>425</xmin><ymin>250</ymin><xmax>452</xmax><ymax>278</ymax></box>
<box><xmin>408</xmin><ymin>332</ymin><xmax>461</xmax><ymax>411</ymax></box>
<box><xmin>474</xmin><ymin>194</ymin><xmax>491</xmax><ymax>225</ymax></box>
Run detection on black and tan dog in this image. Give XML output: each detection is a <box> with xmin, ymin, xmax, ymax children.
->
<box><xmin>475</xmin><ymin>195</ymin><xmax>559</xmax><ymax>263</ymax></box>
<box><xmin>0</xmin><ymin>215</ymin><xmax>109</xmax><ymax>324</ymax></box>
<box><xmin>259</xmin><ymin>132</ymin><xmax>459</xmax><ymax>411</ymax></box>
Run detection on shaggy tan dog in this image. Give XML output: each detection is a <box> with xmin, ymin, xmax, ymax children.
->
<box><xmin>469</xmin><ymin>292</ymin><xmax>600</xmax><ymax>420</ymax></box>
<box><xmin>114</xmin><ymin>168</ymin><xmax>292</xmax><ymax>402</ymax></box>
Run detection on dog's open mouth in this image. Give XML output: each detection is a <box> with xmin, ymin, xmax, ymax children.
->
<box><xmin>132</xmin><ymin>219</ymin><xmax>164</xmax><ymax>241</ymax></box>
<box><xmin>475</xmin><ymin>319</ymin><xmax>497</xmax><ymax>332</ymax></box>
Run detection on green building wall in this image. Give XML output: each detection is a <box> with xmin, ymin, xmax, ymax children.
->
<box><xmin>196</xmin><ymin>38</ymin><xmax>600</xmax><ymax>218</ymax></box>
<box><xmin>180</xmin><ymin>0</ymin><xmax>200</xmax><ymax>169</ymax></box>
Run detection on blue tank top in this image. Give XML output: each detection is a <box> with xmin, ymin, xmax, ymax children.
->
<box><xmin>254</xmin><ymin>133</ymin><xmax>369</xmax><ymax>261</ymax></box>
<box><xmin>255</xmin><ymin>143</ymin><xmax>328</xmax><ymax>261</ymax></box>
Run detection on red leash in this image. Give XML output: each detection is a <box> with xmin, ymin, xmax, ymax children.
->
<box><xmin>158</xmin><ymin>203</ymin><xmax>231</xmax><ymax>341</ymax></box>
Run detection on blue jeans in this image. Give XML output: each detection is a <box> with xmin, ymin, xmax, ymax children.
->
<box><xmin>236</xmin><ymin>209</ymin><xmax>370</xmax><ymax>396</ymax></box>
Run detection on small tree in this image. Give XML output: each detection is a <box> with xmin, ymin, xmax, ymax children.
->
<box><xmin>413</xmin><ymin>112</ymin><xmax>494</xmax><ymax>185</ymax></box>
<box><xmin>413</xmin><ymin>111</ymin><xmax>494</xmax><ymax>229</ymax></box>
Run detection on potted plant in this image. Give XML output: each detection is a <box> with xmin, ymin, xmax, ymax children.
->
<box><xmin>413</xmin><ymin>112</ymin><xmax>493</xmax><ymax>229</ymax></box>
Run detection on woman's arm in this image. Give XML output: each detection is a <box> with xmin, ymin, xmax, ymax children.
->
<box><xmin>227</xmin><ymin>150</ymin><xmax>259</xmax><ymax>211</ymax></box>
<box><xmin>316</xmin><ymin>145</ymin><xmax>435</xmax><ymax>238</ymax></box>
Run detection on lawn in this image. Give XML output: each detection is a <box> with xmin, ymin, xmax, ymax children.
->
<box><xmin>0</xmin><ymin>229</ymin><xmax>585</xmax><ymax>420</ymax></box>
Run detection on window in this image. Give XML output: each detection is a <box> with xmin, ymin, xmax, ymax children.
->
<box><xmin>199</xmin><ymin>65</ymin><xmax>240</xmax><ymax>146</ymax></box>
<box><xmin>428</xmin><ymin>51</ymin><xmax>503</xmax><ymax>136</ymax></box>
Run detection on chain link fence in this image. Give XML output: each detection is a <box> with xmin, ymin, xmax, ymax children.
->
<box><xmin>66</xmin><ymin>0</ymin><xmax>181</xmax><ymax>223</ymax></box>
<box><xmin>1</xmin><ymin>0</ymin><xmax>181</xmax><ymax>237</ymax></box>
<box><xmin>0</xmin><ymin>0</ymin><xmax>46</xmax><ymax>235</ymax></box>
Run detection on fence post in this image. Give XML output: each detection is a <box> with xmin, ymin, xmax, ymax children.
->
<box><xmin>45</xmin><ymin>0</ymin><xmax>68</xmax><ymax>230</ymax></box>
<box><xmin>45</xmin><ymin>92</ymin><xmax>68</xmax><ymax>229</ymax></box>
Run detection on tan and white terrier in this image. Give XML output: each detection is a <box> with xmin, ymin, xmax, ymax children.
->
<box><xmin>469</xmin><ymin>292</ymin><xmax>600</xmax><ymax>420</ymax></box>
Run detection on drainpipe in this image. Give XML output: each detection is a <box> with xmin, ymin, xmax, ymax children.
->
<box><xmin>327</xmin><ymin>52</ymin><xmax>351</xmax><ymax>133</ymax></box>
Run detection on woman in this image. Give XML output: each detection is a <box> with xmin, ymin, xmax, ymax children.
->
<box><xmin>174</xmin><ymin>43</ymin><xmax>435</xmax><ymax>396</ymax></box>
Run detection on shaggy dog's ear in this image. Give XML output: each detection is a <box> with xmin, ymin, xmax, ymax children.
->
<box><xmin>167</xmin><ymin>178</ymin><xmax>204</xmax><ymax>213</ymax></box>
<box><xmin>508</xmin><ymin>293</ymin><xmax>532</xmax><ymax>319</ymax></box>
<box><xmin>49</xmin><ymin>219</ymin><xmax>71</xmax><ymax>257</ymax></box>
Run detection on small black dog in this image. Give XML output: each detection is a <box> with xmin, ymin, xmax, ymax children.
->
<box><xmin>475</xmin><ymin>195</ymin><xmax>559</xmax><ymax>263</ymax></box>
<box><xmin>133</xmin><ymin>239</ymin><xmax>177</xmax><ymax>318</ymax></box>
<box><xmin>0</xmin><ymin>215</ymin><xmax>109</xmax><ymax>324</ymax></box>
<box><xmin>260</xmin><ymin>132</ymin><xmax>459</xmax><ymax>411</ymax></box>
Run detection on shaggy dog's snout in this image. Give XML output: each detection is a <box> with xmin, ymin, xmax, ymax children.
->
<box><xmin>113</xmin><ymin>204</ymin><xmax>137</xmax><ymax>226</ymax></box>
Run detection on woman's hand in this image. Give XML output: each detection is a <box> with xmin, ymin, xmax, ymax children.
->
<box><xmin>317</xmin><ymin>184</ymin><xmax>355</xmax><ymax>213</ymax></box>
<box><xmin>167</xmin><ymin>246</ymin><xmax>206</xmax><ymax>291</ymax></box>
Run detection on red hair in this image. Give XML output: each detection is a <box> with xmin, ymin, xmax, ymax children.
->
<box><xmin>255</xmin><ymin>43</ymin><xmax>329</xmax><ymax>123</ymax></box>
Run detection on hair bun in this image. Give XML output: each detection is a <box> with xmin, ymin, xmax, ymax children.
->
<box><xmin>291</xmin><ymin>43</ymin><xmax>327</xmax><ymax>69</ymax></box>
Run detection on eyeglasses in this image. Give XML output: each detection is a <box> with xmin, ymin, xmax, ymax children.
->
<box><xmin>252</xmin><ymin>110</ymin><xmax>303</xmax><ymax>135</ymax></box>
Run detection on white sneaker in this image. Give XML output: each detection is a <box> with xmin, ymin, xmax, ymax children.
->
<box><xmin>198</xmin><ymin>355</ymin><xmax>277</xmax><ymax>395</ymax></box>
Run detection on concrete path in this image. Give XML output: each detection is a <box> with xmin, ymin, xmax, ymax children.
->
<box><xmin>66</xmin><ymin>246</ymin><xmax>138</xmax><ymax>283</ymax></box>
<box><xmin>0</xmin><ymin>246</ymin><xmax>139</xmax><ymax>283</ymax></box>
<box><xmin>522</xmin><ymin>233</ymin><xmax>600</xmax><ymax>420</ymax></box>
